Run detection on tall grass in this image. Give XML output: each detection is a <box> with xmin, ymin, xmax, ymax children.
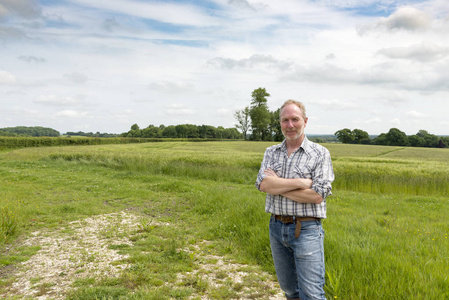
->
<box><xmin>0</xmin><ymin>203</ymin><xmax>19</xmax><ymax>244</ymax></box>
<box><xmin>1</xmin><ymin>141</ymin><xmax>448</xmax><ymax>299</ymax></box>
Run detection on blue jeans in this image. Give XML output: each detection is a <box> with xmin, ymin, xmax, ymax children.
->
<box><xmin>269</xmin><ymin>215</ymin><xmax>326</xmax><ymax>300</ymax></box>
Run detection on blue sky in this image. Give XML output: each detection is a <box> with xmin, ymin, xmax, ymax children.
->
<box><xmin>1</xmin><ymin>0</ymin><xmax>448</xmax><ymax>135</ymax></box>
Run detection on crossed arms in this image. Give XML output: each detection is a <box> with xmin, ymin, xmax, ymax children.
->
<box><xmin>259</xmin><ymin>168</ymin><xmax>324</xmax><ymax>204</ymax></box>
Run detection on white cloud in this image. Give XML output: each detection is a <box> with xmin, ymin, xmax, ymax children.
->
<box><xmin>377</xmin><ymin>42</ymin><xmax>449</xmax><ymax>62</ymax></box>
<box><xmin>390</xmin><ymin>118</ymin><xmax>401</xmax><ymax>127</ymax></box>
<box><xmin>63</xmin><ymin>72</ymin><xmax>88</xmax><ymax>84</ymax></box>
<box><xmin>34</xmin><ymin>95</ymin><xmax>80</xmax><ymax>106</ymax></box>
<box><xmin>315</xmin><ymin>98</ymin><xmax>359</xmax><ymax>111</ymax></box>
<box><xmin>55</xmin><ymin>110</ymin><xmax>87</xmax><ymax>117</ymax></box>
<box><xmin>0</xmin><ymin>70</ymin><xmax>16</xmax><ymax>84</ymax></box>
<box><xmin>165</xmin><ymin>103</ymin><xmax>196</xmax><ymax>116</ymax></box>
<box><xmin>69</xmin><ymin>0</ymin><xmax>217</xmax><ymax>27</ymax></box>
<box><xmin>357</xmin><ymin>6</ymin><xmax>432</xmax><ymax>35</ymax></box>
<box><xmin>18</xmin><ymin>55</ymin><xmax>46</xmax><ymax>63</ymax></box>
<box><xmin>148</xmin><ymin>81</ymin><xmax>194</xmax><ymax>93</ymax></box>
<box><xmin>406</xmin><ymin>110</ymin><xmax>427</xmax><ymax>118</ymax></box>
<box><xmin>0</xmin><ymin>0</ymin><xmax>41</xmax><ymax>20</ymax></box>
<box><xmin>227</xmin><ymin>0</ymin><xmax>257</xmax><ymax>11</ymax></box>
<box><xmin>206</xmin><ymin>54</ymin><xmax>294</xmax><ymax>71</ymax></box>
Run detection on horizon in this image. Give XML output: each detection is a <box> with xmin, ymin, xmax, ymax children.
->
<box><xmin>2</xmin><ymin>124</ymin><xmax>449</xmax><ymax>138</ymax></box>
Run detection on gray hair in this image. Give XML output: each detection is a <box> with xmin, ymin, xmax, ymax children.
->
<box><xmin>280</xmin><ymin>99</ymin><xmax>307</xmax><ymax>120</ymax></box>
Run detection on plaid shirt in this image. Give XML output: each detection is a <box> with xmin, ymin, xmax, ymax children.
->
<box><xmin>255</xmin><ymin>136</ymin><xmax>334</xmax><ymax>218</ymax></box>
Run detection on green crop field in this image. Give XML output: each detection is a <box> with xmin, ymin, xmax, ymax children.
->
<box><xmin>1</xmin><ymin>141</ymin><xmax>448</xmax><ymax>299</ymax></box>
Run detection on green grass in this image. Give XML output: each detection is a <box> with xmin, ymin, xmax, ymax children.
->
<box><xmin>1</xmin><ymin>141</ymin><xmax>448</xmax><ymax>299</ymax></box>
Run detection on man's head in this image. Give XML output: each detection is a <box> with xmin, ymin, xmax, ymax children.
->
<box><xmin>280</xmin><ymin>99</ymin><xmax>307</xmax><ymax>120</ymax></box>
<box><xmin>279</xmin><ymin>99</ymin><xmax>308</xmax><ymax>142</ymax></box>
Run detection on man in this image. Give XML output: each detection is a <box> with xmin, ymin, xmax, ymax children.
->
<box><xmin>255</xmin><ymin>99</ymin><xmax>334</xmax><ymax>300</ymax></box>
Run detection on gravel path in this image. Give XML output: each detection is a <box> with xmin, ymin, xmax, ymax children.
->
<box><xmin>1</xmin><ymin>212</ymin><xmax>283</xmax><ymax>299</ymax></box>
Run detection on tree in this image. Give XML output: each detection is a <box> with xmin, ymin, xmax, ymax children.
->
<box><xmin>249</xmin><ymin>87</ymin><xmax>271</xmax><ymax>140</ymax></box>
<box><xmin>409</xmin><ymin>135</ymin><xmax>425</xmax><ymax>147</ymax></box>
<box><xmin>175</xmin><ymin>124</ymin><xmax>188</xmax><ymax>138</ymax></box>
<box><xmin>271</xmin><ymin>108</ymin><xmax>283</xmax><ymax>141</ymax></box>
<box><xmin>130</xmin><ymin>124</ymin><xmax>140</xmax><ymax>131</ymax></box>
<box><xmin>162</xmin><ymin>125</ymin><xmax>177</xmax><ymax>138</ymax></box>
<box><xmin>142</xmin><ymin>125</ymin><xmax>161</xmax><ymax>138</ymax></box>
<box><xmin>234</xmin><ymin>106</ymin><xmax>251</xmax><ymax>139</ymax></box>
<box><xmin>183</xmin><ymin>124</ymin><xmax>198</xmax><ymax>138</ymax></box>
<box><xmin>416</xmin><ymin>130</ymin><xmax>439</xmax><ymax>147</ymax></box>
<box><xmin>127</xmin><ymin>124</ymin><xmax>142</xmax><ymax>137</ymax></box>
<box><xmin>199</xmin><ymin>125</ymin><xmax>216</xmax><ymax>138</ymax></box>
<box><xmin>223</xmin><ymin>128</ymin><xmax>241</xmax><ymax>139</ymax></box>
<box><xmin>0</xmin><ymin>126</ymin><xmax>60</xmax><ymax>137</ymax></box>
<box><xmin>385</xmin><ymin>128</ymin><xmax>408</xmax><ymax>146</ymax></box>
<box><xmin>353</xmin><ymin>129</ymin><xmax>370</xmax><ymax>144</ymax></box>
<box><xmin>334</xmin><ymin>128</ymin><xmax>355</xmax><ymax>144</ymax></box>
<box><xmin>437</xmin><ymin>139</ymin><xmax>447</xmax><ymax>148</ymax></box>
<box><xmin>373</xmin><ymin>133</ymin><xmax>388</xmax><ymax>145</ymax></box>
<box><xmin>251</xmin><ymin>87</ymin><xmax>270</xmax><ymax>107</ymax></box>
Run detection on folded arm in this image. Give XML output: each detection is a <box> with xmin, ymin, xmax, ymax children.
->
<box><xmin>259</xmin><ymin>168</ymin><xmax>323</xmax><ymax>204</ymax></box>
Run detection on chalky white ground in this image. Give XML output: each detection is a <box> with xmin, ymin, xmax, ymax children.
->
<box><xmin>2</xmin><ymin>212</ymin><xmax>284</xmax><ymax>299</ymax></box>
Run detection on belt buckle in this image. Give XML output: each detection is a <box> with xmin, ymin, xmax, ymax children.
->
<box><xmin>273</xmin><ymin>214</ymin><xmax>295</xmax><ymax>224</ymax></box>
<box><xmin>281</xmin><ymin>216</ymin><xmax>293</xmax><ymax>223</ymax></box>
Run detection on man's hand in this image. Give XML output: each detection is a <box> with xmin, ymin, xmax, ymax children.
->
<box><xmin>264</xmin><ymin>168</ymin><xmax>279</xmax><ymax>178</ymax></box>
<box><xmin>264</xmin><ymin>168</ymin><xmax>312</xmax><ymax>189</ymax></box>
<box><xmin>260</xmin><ymin>168</ymin><xmax>321</xmax><ymax>204</ymax></box>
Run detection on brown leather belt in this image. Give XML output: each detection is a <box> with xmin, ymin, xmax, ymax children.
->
<box><xmin>273</xmin><ymin>214</ymin><xmax>320</xmax><ymax>223</ymax></box>
<box><xmin>272</xmin><ymin>214</ymin><xmax>320</xmax><ymax>238</ymax></box>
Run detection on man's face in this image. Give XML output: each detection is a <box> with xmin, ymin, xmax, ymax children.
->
<box><xmin>280</xmin><ymin>104</ymin><xmax>308</xmax><ymax>142</ymax></box>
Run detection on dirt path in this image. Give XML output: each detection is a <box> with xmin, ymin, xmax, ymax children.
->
<box><xmin>1</xmin><ymin>212</ymin><xmax>283</xmax><ymax>299</ymax></box>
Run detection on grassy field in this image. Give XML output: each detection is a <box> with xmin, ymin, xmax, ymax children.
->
<box><xmin>1</xmin><ymin>141</ymin><xmax>448</xmax><ymax>299</ymax></box>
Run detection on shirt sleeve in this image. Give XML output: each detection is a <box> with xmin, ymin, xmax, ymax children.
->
<box><xmin>310</xmin><ymin>148</ymin><xmax>334</xmax><ymax>199</ymax></box>
<box><xmin>255</xmin><ymin>148</ymin><xmax>271</xmax><ymax>191</ymax></box>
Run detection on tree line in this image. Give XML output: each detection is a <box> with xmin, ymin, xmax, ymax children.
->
<box><xmin>0</xmin><ymin>126</ymin><xmax>60</xmax><ymax>137</ymax></box>
<box><xmin>335</xmin><ymin>128</ymin><xmax>449</xmax><ymax>148</ymax></box>
<box><xmin>66</xmin><ymin>131</ymin><xmax>119</xmax><ymax>138</ymax></box>
<box><xmin>120</xmin><ymin>124</ymin><xmax>242</xmax><ymax>139</ymax></box>
<box><xmin>0</xmin><ymin>125</ymin><xmax>241</xmax><ymax>140</ymax></box>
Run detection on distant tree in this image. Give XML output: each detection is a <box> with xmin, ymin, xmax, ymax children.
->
<box><xmin>409</xmin><ymin>135</ymin><xmax>425</xmax><ymax>147</ymax></box>
<box><xmin>234</xmin><ymin>106</ymin><xmax>251</xmax><ymax>139</ymax></box>
<box><xmin>441</xmin><ymin>136</ymin><xmax>449</xmax><ymax>148</ymax></box>
<box><xmin>131</xmin><ymin>124</ymin><xmax>140</xmax><ymax>131</ymax></box>
<box><xmin>417</xmin><ymin>130</ymin><xmax>439</xmax><ymax>147</ymax></box>
<box><xmin>353</xmin><ymin>129</ymin><xmax>370</xmax><ymax>144</ymax></box>
<box><xmin>385</xmin><ymin>128</ymin><xmax>408</xmax><ymax>146</ymax></box>
<box><xmin>142</xmin><ymin>125</ymin><xmax>161</xmax><ymax>138</ymax></box>
<box><xmin>249</xmin><ymin>88</ymin><xmax>271</xmax><ymax>141</ymax></box>
<box><xmin>175</xmin><ymin>124</ymin><xmax>188</xmax><ymax>138</ymax></box>
<box><xmin>334</xmin><ymin>128</ymin><xmax>355</xmax><ymax>144</ymax></box>
<box><xmin>184</xmin><ymin>124</ymin><xmax>199</xmax><ymax>138</ymax></box>
<box><xmin>0</xmin><ymin>126</ymin><xmax>60</xmax><ymax>137</ymax></box>
<box><xmin>0</xmin><ymin>130</ymin><xmax>16</xmax><ymax>137</ymax></box>
<box><xmin>199</xmin><ymin>125</ymin><xmax>216</xmax><ymax>139</ymax></box>
<box><xmin>437</xmin><ymin>139</ymin><xmax>447</xmax><ymax>148</ymax></box>
<box><xmin>162</xmin><ymin>125</ymin><xmax>177</xmax><ymax>138</ymax></box>
<box><xmin>223</xmin><ymin>128</ymin><xmax>242</xmax><ymax>139</ymax></box>
<box><xmin>373</xmin><ymin>133</ymin><xmax>388</xmax><ymax>145</ymax></box>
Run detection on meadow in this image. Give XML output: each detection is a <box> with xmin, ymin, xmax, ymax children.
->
<box><xmin>0</xmin><ymin>141</ymin><xmax>448</xmax><ymax>299</ymax></box>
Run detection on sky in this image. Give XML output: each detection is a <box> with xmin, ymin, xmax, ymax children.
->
<box><xmin>1</xmin><ymin>0</ymin><xmax>448</xmax><ymax>135</ymax></box>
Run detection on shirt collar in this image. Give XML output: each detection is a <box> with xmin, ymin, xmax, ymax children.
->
<box><xmin>276</xmin><ymin>135</ymin><xmax>310</xmax><ymax>153</ymax></box>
